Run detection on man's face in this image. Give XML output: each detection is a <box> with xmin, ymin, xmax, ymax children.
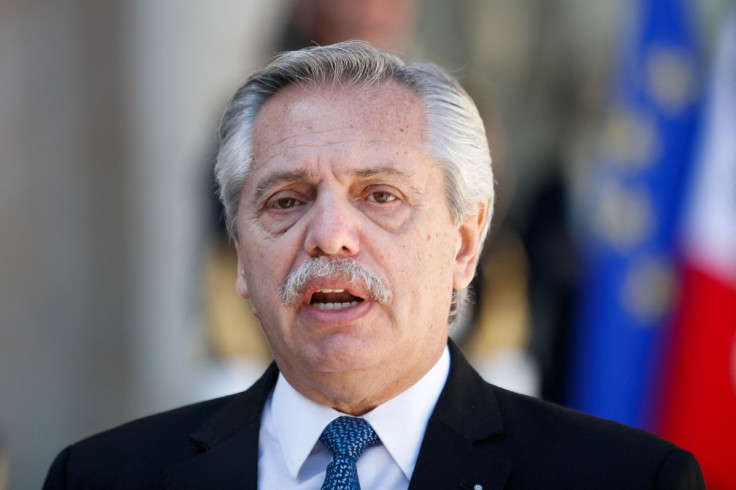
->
<box><xmin>234</xmin><ymin>83</ymin><xmax>483</xmax><ymax>407</ymax></box>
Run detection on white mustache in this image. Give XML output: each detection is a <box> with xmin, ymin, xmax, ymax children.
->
<box><xmin>280</xmin><ymin>257</ymin><xmax>392</xmax><ymax>305</ymax></box>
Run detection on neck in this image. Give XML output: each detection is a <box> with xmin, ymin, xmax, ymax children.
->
<box><xmin>280</xmin><ymin>348</ymin><xmax>444</xmax><ymax>416</ymax></box>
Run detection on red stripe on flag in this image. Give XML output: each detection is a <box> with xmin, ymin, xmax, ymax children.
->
<box><xmin>657</xmin><ymin>264</ymin><xmax>736</xmax><ymax>490</ymax></box>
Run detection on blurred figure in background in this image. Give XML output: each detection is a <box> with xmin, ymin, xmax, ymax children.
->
<box><xmin>280</xmin><ymin>0</ymin><xmax>418</xmax><ymax>52</ymax></box>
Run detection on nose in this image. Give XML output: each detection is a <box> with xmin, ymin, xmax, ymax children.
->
<box><xmin>304</xmin><ymin>193</ymin><xmax>360</xmax><ymax>257</ymax></box>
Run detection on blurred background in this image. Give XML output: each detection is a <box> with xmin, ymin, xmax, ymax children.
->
<box><xmin>1</xmin><ymin>0</ymin><xmax>735</xmax><ymax>488</ymax></box>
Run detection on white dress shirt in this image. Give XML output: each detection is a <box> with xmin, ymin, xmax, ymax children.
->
<box><xmin>258</xmin><ymin>347</ymin><xmax>450</xmax><ymax>489</ymax></box>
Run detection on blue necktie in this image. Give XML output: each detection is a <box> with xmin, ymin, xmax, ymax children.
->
<box><xmin>319</xmin><ymin>416</ymin><xmax>380</xmax><ymax>490</ymax></box>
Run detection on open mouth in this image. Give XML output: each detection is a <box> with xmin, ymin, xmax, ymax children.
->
<box><xmin>309</xmin><ymin>288</ymin><xmax>365</xmax><ymax>311</ymax></box>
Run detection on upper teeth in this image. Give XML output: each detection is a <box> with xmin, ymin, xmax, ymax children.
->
<box><xmin>314</xmin><ymin>301</ymin><xmax>359</xmax><ymax>310</ymax></box>
<box><xmin>318</xmin><ymin>288</ymin><xmax>344</xmax><ymax>293</ymax></box>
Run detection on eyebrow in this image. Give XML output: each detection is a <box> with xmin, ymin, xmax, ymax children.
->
<box><xmin>251</xmin><ymin>169</ymin><xmax>309</xmax><ymax>207</ymax></box>
<box><xmin>352</xmin><ymin>165</ymin><xmax>422</xmax><ymax>196</ymax></box>
<box><xmin>352</xmin><ymin>165</ymin><xmax>414</xmax><ymax>180</ymax></box>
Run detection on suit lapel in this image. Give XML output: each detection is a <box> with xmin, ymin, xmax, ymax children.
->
<box><xmin>410</xmin><ymin>341</ymin><xmax>511</xmax><ymax>490</ymax></box>
<box><xmin>165</xmin><ymin>363</ymin><xmax>279</xmax><ymax>490</ymax></box>
<box><xmin>163</xmin><ymin>342</ymin><xmax>512</xmax><ymax>489</ymax></box>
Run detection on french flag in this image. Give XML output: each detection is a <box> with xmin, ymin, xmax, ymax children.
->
<box><xmin>656</xmin><ymin>12</ymin><xmax>736</xmax><ymax>490</ymax></box>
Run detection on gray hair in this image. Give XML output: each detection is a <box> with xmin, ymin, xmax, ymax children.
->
<box><xmin>215</xmin><ymin>40</ymin><xmax>494</xmax><ymax>326</ymax></box>
<box><xmin>280</xmin><ymin>257</ymin><xmax>391</xmax><ymax>306</ymax></box>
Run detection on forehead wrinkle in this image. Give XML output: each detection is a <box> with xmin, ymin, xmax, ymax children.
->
<box><xmin>261</xmin><ymin>129</ymin><xmax>395</xmax><ymax>152</ymax></box>
<box><xmin>259</xmin><ymin>127</ymin><xmax>350</xmax><ymax>149</ymax></box>
<box><xmin>352</xmin><ymin>165</ymin><xmax>411</xmax><ymax>178</ymax></box>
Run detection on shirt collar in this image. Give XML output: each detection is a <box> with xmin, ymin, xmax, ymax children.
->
<box><xmin>271</xmin><ymin>346</ymin><xmax>451</xmax><ymax>480</ymax></box>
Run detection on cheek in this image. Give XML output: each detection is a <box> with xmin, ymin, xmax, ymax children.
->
<box><xmin>416</xmin><ymin>232</ymin><xmax>458</xmax><ymax>294</ymax></box>
<box><xmin>241</xmin><ymin>246</ymin><xmax>283</xmax><ymax>301</ymax></box>
<box><xmin>392</xmin><ymin>234</ymin><xmax>455</xmax><ymax>297</ymax></box>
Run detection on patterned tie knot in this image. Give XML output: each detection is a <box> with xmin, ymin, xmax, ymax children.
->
<box><xmin>320</xmin><ymin>416</ymin><xmax>379</xmax><ymax>460</ymax></box>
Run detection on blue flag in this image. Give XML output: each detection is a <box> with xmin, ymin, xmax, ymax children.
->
<box><xmin>567</xmin><ymin>0</ymin><xmax>702</xmax><ymax>429</ymax></box>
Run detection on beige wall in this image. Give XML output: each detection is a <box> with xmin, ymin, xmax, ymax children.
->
<box><xmin>0</xmin><ymin>1</ymin><xmax>284</xmax><ymax>487</ymax></box>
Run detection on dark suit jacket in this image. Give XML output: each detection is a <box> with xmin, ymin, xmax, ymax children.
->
<box><xmin>44</xmin><ymin>341</ymin><xmax>705</xmax><ymax>489</ymax></box>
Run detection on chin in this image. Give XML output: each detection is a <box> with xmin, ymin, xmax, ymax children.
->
<box><xmin>308</xmin><ymin>344</ymin><xmax>381</xmax><ymax>374</ymax></box>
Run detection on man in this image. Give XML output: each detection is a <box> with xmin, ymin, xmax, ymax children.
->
<box><xmin>44</xmin><ymin>41</ymin><xmax>704</xmax><ymax>489</ymax></box>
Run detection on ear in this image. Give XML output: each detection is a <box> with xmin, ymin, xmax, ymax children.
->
<box><xmin>453</xmin><ymin>202</ymin><xmax>488</xmax><ymax>290</ymax></box>
<box><xmin>234</xmin><ymin>239</ymin><xmax>251</xmax><ymax>300</ymax></box>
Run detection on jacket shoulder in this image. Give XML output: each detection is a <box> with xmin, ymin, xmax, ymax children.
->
<box><xmin>490</xmin><ymin>386</ymin><xmax>704</xmax><ymax>489</ymax></box>
<box><xmin>44</xmin><ymin>394</ymin><xmax>238</xmax><ymax>489</ymax></box>
<box><xmin>43</xmin><ymin>363</ymin><xmax>278</xmax><ymax>489</ymax></box>
<box><xmin>78</xmin><ymin>392</ymin><xmax>238</xmax><ymax>450</ymax></box>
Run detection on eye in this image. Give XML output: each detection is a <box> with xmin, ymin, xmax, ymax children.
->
<box><xmin>368</xmin><ymin>191</ymin><xmax>397</xmax><ymax>203</ymax></box>
<box><xmin>273</xmin><ymin>197</ymin><xmax>302</xmax><ymax>209</ymax></box>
